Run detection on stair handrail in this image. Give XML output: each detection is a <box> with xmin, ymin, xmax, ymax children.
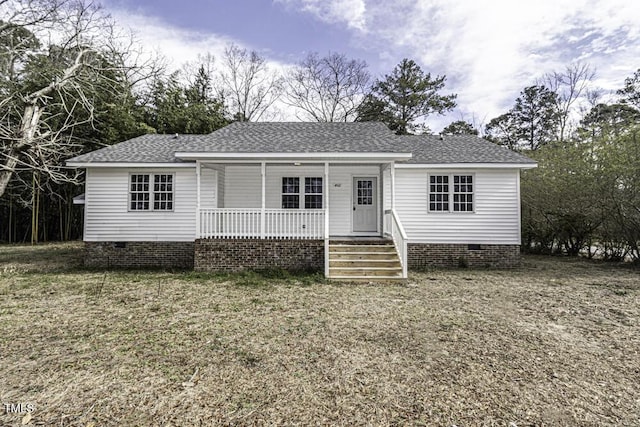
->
<box><xmin>390</xmin><ymin>208</ymin><xmax>408</xmax><ymax>278</ymax></box>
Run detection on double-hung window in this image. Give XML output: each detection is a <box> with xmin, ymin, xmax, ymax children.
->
<box><xmin>452</xmin><ymin>175</ymin><xmax>473</xmax><ymax>212</ymax></box>
<box><xmin>304</xmin><ymin>177</ymin><xmax>323</xmax><ymax>209</ymax></box>
<box><xmin>129</xmin><ymin>173</ymin><xmax>174</xmax><ymax>211</ymax></box>
<box><xmin>281</xmin><ymin>177</ymin><xmax>300</xmax><ymax>209</ymax></box>
<box><xmin>282</xmin><ymin>176</ymin><xmax>323</xmax><ymax>209</ymax></box>
<box><xmin>429</xmin><ymin>174</ymin><xmax>473</xmax><ymax>212</ymax></box>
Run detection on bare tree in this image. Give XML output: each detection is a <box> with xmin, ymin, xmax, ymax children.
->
<box><xmin>218</xmin><ymin>44</ymin><xmax>282</xmax><ymax>122</ymax></box>
<box><xmin>539</xmin><ymin>62</ymin><xmax>595</xmax><ymax>142</ymax></box>
<box><xmin>0</xmin><ymin>0</ymin><xmax>160</xmax><ymax>197</ymax></box>
<box><xmin>182</xmin><ymin>52</ymin><xmax>216</xmax><ymax>99</ymax></box>
<box><xmin>0</xmin><ymin>0</ymin><xmax>65</xmax><ymax>32</ymax></box>
<box><xmin>284</xmin><ymin>52</ymin><xmax>370</xmax><ymax>122</ymax></box>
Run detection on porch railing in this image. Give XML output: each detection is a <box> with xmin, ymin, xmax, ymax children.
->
<box><xmin>384</xmin><ymin>208</ymin><xmax>408</xmax><ymax>278</ymax></box>
<box><xmin>199</xmin><ymin>208</ymin><xmax>325</xmax><ymax>239</ymax></box>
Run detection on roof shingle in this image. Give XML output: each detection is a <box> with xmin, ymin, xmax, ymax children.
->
<box><xmin>67</xmin><ymin>122</ymin><xmax>535</xmax><ymax>165</ymax></box>
<box><xmin>398</xmin><ymin>134</ymin><xmax>535</xmax><ymax>164</ymax></box>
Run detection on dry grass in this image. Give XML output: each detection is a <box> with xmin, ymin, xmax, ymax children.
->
<box><xmin>1</xmin><ymin>243</ymin><xmax>639</xmax><ymax>426</ymax></box>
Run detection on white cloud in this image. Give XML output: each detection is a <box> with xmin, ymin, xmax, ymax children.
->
<box><xmin>282</xmin><ymin>0</ymin><xmax>640</xmax><ymax>131</ymax></box>
<box><xmin>107</xmin><ymin>7</ymin><xmax>301</xmax><ymax>120</ymax></box>
<box><xmin>275</xmin><ymin>0</ymin><xmax>367</xmax><ymax>31</ymax></box>
<box><xmin>106</xmin><ymin>0</ymin><xmax>640</xmax><ymax>131</ymax></box>
<box><xmin>109</xmin><ymin>8</ymin><xmax>234</xmax><ymax>70</ymax></box>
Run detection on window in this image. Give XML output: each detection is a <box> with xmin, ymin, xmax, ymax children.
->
<box><xmin>356</xmin><ymin>179</ymin><xmax>373</xmax><ymax>205</ymax></box>
<box><xmin>429</xmin><ymin>174</ymin><xmax>474</xmax><ymax>212</ymax></box>
<box><xmin>304</xmin><ymin>177</ymin><xmax>323</xmax><ymax>209</ymax></box>
<box><xmin>282</xmin><ymin>177</ymin><xmax>300</xmax><ymax>209</ymax></box>
<box><xmin>453</xmin><ymin>175</ymin><xmax>473</xmax><ymax>212</ymax></box>
<box><xmin>130</xmin><ymin>174</ymin><xmax>150</xmax><ymax>210</ymax></box>
<box><xmin>282</xmin><ymin>176</ymin><xmax>323</xmax><ymax>209</ymax></box>
<box><xmin>429</xmin><ymin>175</ymin><xmax>449</xmax><ymax>211</ymax></box>
<box><xmin>129</xmin><ymin>173</ymin><xmax>174</xmax><ymax>211</ymax></box>
<box><xmin>153</xmin><ymin>174</ymin><xmax>174</xmax><ymax>210</ymax></box>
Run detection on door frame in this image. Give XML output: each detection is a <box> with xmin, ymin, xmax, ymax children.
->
<box><xmin>350</xmin><ymin>175</ymin><xmax>381</xmax><ymax>235</ymax></box>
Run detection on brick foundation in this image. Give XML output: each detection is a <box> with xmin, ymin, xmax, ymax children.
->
<box><xmin>194</xmin><ymin>238</ymin><xmax>324</xmax><ymax>272</ymax></box>
<box><xmin>84</xmin><ymin>241</ymin><xmax>195</xmax><ymax>269</ymax></box>
<box><xmin>407</xmin><ymin>243</ymin><xmax>520</xmax><ymax>268</ymax></box>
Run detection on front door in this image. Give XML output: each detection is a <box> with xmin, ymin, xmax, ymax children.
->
<box><xmin>352</xmin><ymin>177</ymin><xmax>377</xmax><ymax>233</ymax></box>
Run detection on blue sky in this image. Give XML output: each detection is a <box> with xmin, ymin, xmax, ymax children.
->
<box><xmin>105</xmin><ymin>0</ymin><xmax>640</xmax><ymax>132</ymax></box>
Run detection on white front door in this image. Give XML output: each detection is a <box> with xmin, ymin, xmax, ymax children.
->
<box><xmin>352</xmin><ymin>177</ymin><xmax>377</xmax><ymax>233</ymax></box>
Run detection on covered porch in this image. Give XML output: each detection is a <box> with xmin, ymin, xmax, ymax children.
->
<box><xmin>183</xmin><ymin>153</ymin><xmax>410</xmax><ymax>279</ymax></box>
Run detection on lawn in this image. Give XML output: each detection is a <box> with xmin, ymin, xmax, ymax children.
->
<box><xmin>0</xmin><ymin>243</ymin><xmax>638</xmax><ymax>426</ymax></box>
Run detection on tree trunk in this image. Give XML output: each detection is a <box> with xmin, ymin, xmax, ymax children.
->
<box><xmin>0</xmin><ymin>154</ymin><xmax>18</xmax><ymax>198</ymax></box>
<box><xmin>31</xmin><ymin>172</ymin><xmax>39</xmax><ymax>245</ymax></box>
<box><xmin>8</xmin><ymin>195</ymin><xmax>12</xmax><ymax>243</ymax></box>
<box><xmin>0</xmin><ymin>104</ymin><xmax>42</xmax><ymax>197</ymax></box>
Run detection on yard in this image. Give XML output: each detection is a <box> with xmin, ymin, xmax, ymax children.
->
<box><xmin>0</xmin><ymin>243</ymin><xmax>638</xmax><ymax>426</ymax></box>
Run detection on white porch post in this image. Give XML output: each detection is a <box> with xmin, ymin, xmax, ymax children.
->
<box><xmin>260</xmin><ymin>161</ymin><xmax>266</xmax><ymax>239</ymax></box>
<box><xmin>195</xmin><ymin>160</ymin><xmax>201</xmax><ymax>239</ymax></box>
<box><xmin>324</xmin><ymin>162</ymin><xmax>330</xmax><ymax>277</ymax></box>
<box><xmin>390</xmin><ymin>161</ymin><xmax>396</xmax><ymax>210</ymax></box>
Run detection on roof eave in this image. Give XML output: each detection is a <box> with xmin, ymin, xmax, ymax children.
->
<box><xmin>396</xmin><ymin>162</ymin><xmax>537</xmax><ymax>169</ymax></box>
<box><xmin>66</xmin><ymin>161</ymin><xmax>194</xmax><ymax>168</ymax></box>
<box><xmin>174</xmin><ymin>152</ymin><xmax>413</xmax><ymax>162</ymax></box>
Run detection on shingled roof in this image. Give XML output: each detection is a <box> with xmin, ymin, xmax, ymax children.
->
<box><xmin>180</xmin><ymin>122</ymin><xmax>401</xmax><ymax>153</ymax></box>
<box><xmin>398</xmin><ymin>134</ymin><xmax>535</xmax><ymax>164</ymax></box>
<box><xmin>67</xmin><ymin>121</ymin><xmax>535</xmax><ymax>165</ymax></box>
<box><xmin>67</xmin><ymin>134</ymin><xmax>196</xmax><ymax>163</ymax></box>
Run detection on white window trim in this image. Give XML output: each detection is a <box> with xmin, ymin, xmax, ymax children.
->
<box><xmin>427</xmin><ymin>173</ymin><xmax>475</xmax><ymax>213</ymax></box>
<box><xmin>281</xmin><ymin>176</ymin><xmax>324</xmax><ymax>209</ymax></box>
<box><xmin>128</xmin><ymin>173</ymin><xmax>176</xmax><ymax>212</ymax></box>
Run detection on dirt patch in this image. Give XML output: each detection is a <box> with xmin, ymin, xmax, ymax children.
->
<box><xmin>1</xmin><ymin>246</ymin><xmax>638</xmax><ymax>425</ymax></box>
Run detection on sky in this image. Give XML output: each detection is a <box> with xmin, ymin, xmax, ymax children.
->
<box><xmin>104</xmin><ymin>0</ymin><xmax>640</xmax><ymax>132</ymax></box>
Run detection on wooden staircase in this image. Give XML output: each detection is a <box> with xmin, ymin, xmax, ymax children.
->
<box><xmin>328</xmin><ymin>239</ymin><xmax>404</xmax><ymax>282</ymax></box>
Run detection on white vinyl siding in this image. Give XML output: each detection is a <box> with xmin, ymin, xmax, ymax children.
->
<box><xmin>224</xmin><ymin>165</ymin><xmax>262</xmax><ymax>208</ymax></box>
<box><xmin>215</xmin><ymin>165</ymin><xmax>225</xmax><ymax>208</ymax></box>
<box><xmin>84</xmin><ymin>163</ymin><xmax>525</xmax><ymax>244</ymax></box>
<box><xmin>383</xmin><ymin>167</ymin><xmax>391</xmax><ymax>211</ymax></box>
<box><xmin>395</xmin><ymin>168</ymin><xmax>521</xmax><ymax>244</ymax></box>
<box><xmin>84</xmin><ymin>168</ymin><xmax>198</xmax><ymax>242</ymax></box>
<box><xmin>200</xmin><ymin>167</ymin><xmax>217</xmax><ymax>210</ymax></box>
<box><xmin>222</xmin><ymin>164</ymin><xmax>380</xmax><ymax>235</ymax></box>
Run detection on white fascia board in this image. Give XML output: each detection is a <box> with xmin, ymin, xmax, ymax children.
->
<box><xmin>66</xmin><ymin>162</ymin><xmax>196</xmax><ymax>168</ymax></box>
<box><xmin>174</xmin><ymin>152</ymin><xmax>413</xmax><ymax>162</ymax></box>
<box><xmin>395</xmin><ymin>162</ymin><xmax>537</xmax><ymax>169</ymax></box>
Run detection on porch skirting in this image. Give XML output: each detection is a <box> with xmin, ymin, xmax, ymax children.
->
<box><xmin>407</xmin><ymin>243</ymin><xmax>520</xmax><ymax>268</ymax></box>
<box><xmin>84</xmin><ymin>241</ymin><xmax>195</xmax><ymax>268</ymax></box>
<box><xmin>194</xmin><ymin>238</ymin><xmax>324</xmax><ymax>272</ymax></box>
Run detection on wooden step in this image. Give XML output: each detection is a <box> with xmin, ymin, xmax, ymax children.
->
<box><xmin>330</xmin><ymin>259</ymin><xmax>401</xmax><ymax>268</ymax></box>
<box><xmin>329</xmin><ymin>267</ymin><xmax>402</xmax><ymax>277</ymax></box>
<box><xmin>328</xmin><ymin>276</ymin><xmax>406</xmax><ymax>283</ymax></box>
<box><xmin>329</xmin><ymin>244</ymin><xmax>396</xmax><ymax>253</ymax></box>
<box><xmin>327</xmin><ymin>240</ymin><xmax>404</xmax><ymax>281</ymax></box>
<box><xmin>329</xmin><ymin>252</ymin><xmax>399</xmax><ymax>261</ymax></box>
<box><xmin>330</xmin><ymin>239</ymin><xmax>392</xmax><ymax>246</ymax></box>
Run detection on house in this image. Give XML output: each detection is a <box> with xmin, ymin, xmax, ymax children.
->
<box><xmin>67</xmin><ymin>122</ymin><xmax>536</xmax><ymax>280</ymax></box>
